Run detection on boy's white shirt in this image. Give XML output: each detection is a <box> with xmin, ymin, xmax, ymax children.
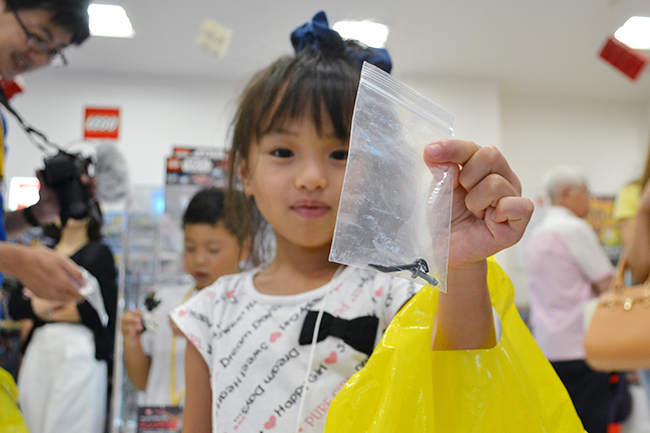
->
<box><xmin>140</xmin><ymin>284</ymin><xmax>196</xmax><ymax>407</ymax></box>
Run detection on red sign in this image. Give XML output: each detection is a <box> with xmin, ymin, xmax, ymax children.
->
<box><xmin>84</xmin><ymin>107</ymin><xmax>120</xmax><ymax>140</ymax></box>
<box><xmin>599</xmin><ymin>36</ymin><xmax>649</xmax><ymax>80</ymax></box>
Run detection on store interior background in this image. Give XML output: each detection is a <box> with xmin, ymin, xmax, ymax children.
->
<box><xmin>3</xmin><ymin>0</ymin><xmax>650</xmax><ymax>429</ymax></box>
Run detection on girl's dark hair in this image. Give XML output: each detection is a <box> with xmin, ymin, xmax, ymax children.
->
<box><xmin>5</xmin><ymin>0</ymin><xmax>91</xmax><ymax>45</ymax></box>
<box><xmin>183</xmin><ymin>187</ymin><xmax>251</xmax><ymax>250</ymax></box>
<box><xmin>228</xmin><ymin>41</ymin><xmax>364</xmax><ymax>258</ymax></box>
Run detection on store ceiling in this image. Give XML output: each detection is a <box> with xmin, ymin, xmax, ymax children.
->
<box><xmin>64</xmin><ymin>0</ymin><xmax>650</xmax><ymax>101</ymax></box>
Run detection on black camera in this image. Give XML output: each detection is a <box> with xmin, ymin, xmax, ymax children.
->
<box><xmin>42</xmin><ymin>150</ymin><xmax>94</xmax><ymax>226</ymax></box>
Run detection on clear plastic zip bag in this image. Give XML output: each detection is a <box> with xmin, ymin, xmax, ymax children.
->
<box><xmin>330</xmin><ymin>63</ymin><xmax>455</xmax><ymax>292</ymax></box>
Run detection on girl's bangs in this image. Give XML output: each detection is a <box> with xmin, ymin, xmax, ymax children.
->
<box><xmin>263</xmin><ymin>59</ymin><xmax>356</xmax><ymax>139</ymax></box>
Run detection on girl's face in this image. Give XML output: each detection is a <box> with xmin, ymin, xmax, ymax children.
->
<box><xmin>183</xmin><ymin>222</ymin><xmax>246</xmax><ymax>290</ymax></box>
<box><xmin>242</xmin><ymin>112</ymin><xmax>348</xmax><ymax>252</ymax></box>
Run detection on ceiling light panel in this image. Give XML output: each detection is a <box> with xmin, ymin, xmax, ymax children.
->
<box><xmin>88</xmin><ymin>4</ymin><xmax>135</xmax><ymax>38</ymax></box>
<box><xmin>615</xmin><ymin>16</ymin><xmax>650</xmax><ymax>50</ymax></box>
<box><xmin>333</xmin><ymin>20</ymin><xmax>389</xmax><ymax>48</ymax></box>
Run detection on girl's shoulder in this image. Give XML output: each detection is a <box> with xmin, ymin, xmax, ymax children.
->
<box><xmin>189</xmin><ymin>269</ymin><xmax>256</xmax><ymax>306</ymax></box>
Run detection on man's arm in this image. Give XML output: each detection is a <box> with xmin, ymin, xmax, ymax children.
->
<box><xmin>592</xmin><ymin>275</ymin><xmax>613</xmax><ymax>295</ymax></box>
<box><xmin>4</xmin><ymin>205</ymin><xmax>53</xmax><ymax>237</ymax></box>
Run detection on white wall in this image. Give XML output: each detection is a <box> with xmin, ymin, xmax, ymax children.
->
<box><xmin>402</xmin><ymin>75</ymin><xmax>502</xmax><ymax>148</ymax></box>
<box><xmin>3</xmin><ymin>69</ymin><xmax>649</xmax><ymax>307</ymax></box>
<box><xmin>503</xmin><ymin>93</ymin><xmax>648</xmax><ymax>196</ymax></box>
<box><xmin>3</xmin><ymin>70</ymin><xmax>246</xmax><ymax>187</ymax></box>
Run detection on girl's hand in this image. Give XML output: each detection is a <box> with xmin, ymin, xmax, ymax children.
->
<box><xmin>31</xmin><ymin>297</ymin><xmax>67</xmax><ymax>321</ymax></box>
<box><xmin>424</xmin><ymin>139</ymin><xmax>534</xmax><ymax>270</ymax></box>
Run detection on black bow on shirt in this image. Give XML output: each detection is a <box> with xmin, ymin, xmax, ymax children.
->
<box><xmin>298</xmin><ymin>311</ymin><xmax>379</xmax><ymax>356</ymax></box>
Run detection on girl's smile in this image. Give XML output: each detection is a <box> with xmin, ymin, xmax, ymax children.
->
<box><xmin>291</xmin><ymin>199</ymin><xmax>331</xmax><ymax>218</ymax></box>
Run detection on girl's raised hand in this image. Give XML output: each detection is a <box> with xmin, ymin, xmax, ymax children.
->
<box><xmin>423</xmin><ymin>139</ymin><xmax>534</xmax><ymax>270</ymax></box>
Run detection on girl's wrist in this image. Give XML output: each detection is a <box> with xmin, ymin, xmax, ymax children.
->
<box><xmin>447</xmin><ymin>259</ymin><xmax>488</xmax><ymax>277</ymax></box>
<box><xmin>445</xmin><ymin>259</ymin><xmax>489</xmax><ymax>297</ymax></box>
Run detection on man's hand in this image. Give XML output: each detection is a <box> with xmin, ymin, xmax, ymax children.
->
<box><xmin>0</xmin><ymin>243</ymin><xmax>85</xmax><ymax>302</ymax></box>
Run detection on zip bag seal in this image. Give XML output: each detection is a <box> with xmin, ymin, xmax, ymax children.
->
<box><xmin>330</xmin><ymin>62</ymin><xmax>455</xmax><ymax>292</ymax></box>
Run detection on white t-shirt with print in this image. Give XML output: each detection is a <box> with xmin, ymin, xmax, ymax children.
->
<box><xmin>171</xmin><ymin>266</ymin><xmax>419</xmax><ymax>433</ymax></box>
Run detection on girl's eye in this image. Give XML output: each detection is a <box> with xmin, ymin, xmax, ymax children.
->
<box><xmin>331</xmin><ymin>150</ymin><xmax>348</xmax><ymax>161</ymax></box>
<box><xmin>271</xmin><ymin>148</ymin><xmax>293</xmax><ymax>158</ymax></box>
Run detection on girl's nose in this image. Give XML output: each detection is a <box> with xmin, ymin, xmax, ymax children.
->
<box><xmin>295</xmin><ymin>158</ymin><xmax>328</xmax><ymax>191</ymax></box>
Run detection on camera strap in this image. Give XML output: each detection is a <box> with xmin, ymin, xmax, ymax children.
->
<box><xmin>0</xmin><ymin>86</ymin><xmax>61</xmax><ymax>153</ymax></box>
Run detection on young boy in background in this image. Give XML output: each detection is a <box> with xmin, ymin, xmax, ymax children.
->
<box><xmin>120</xmin><ymin>187</ymin><xmax>250</xmax><ymax>409</ymax></box>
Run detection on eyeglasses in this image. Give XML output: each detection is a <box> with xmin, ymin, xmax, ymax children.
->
<box><xmin>12</xmin><ymin>10</ymin><xmax>68</xmax><ymax>67</ymax></box>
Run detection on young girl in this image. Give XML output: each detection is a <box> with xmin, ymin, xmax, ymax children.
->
<box><xmin>171</xmin><ymin>11</ymin><xmax>569</xmax><ymax>433</ymax></box>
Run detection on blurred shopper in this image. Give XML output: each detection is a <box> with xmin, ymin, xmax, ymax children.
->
<box><xmin>526</xmin><ymin>166</ymin><xmax>614</xmax><ymax>433</ymax></box>
<box><xmin>9</xmin><ymin>203</ymin><xmax>117</xmax><ymax>433</ymax></box>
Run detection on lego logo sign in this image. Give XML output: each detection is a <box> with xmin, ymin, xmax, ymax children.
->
<box><xmin>84</xmin><ymin>107</ymin><xmax>120</xmax><ymax>139</ymax></box>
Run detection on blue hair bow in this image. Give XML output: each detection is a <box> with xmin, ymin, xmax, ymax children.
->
<box><xmin>290</xmin><ymin>10</ymin><xmax>393</xmax><ymax>74</ymax></box>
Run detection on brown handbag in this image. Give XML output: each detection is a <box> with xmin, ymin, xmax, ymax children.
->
<box><xmin>584</xmin><ymin>255</ymin><xmax>650</xmax><ymax>372</ymax></box>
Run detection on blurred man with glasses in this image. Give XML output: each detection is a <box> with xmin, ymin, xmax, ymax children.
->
<box><xmin>0</xmin><ymin>0</ymin><xmax>89</xmax><ymax>77</ymax></box>
<box><xmin>0</xmin><ymin>3</ymin><xmax>92</xmax><ymax>430</ymax></box>
<box><xmin>0</xmin><ymin>0</ymin><xmax>91</xmax><ymax>307</ymax></box>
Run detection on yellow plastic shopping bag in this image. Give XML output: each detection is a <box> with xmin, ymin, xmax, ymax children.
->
<box><xmin>324</xmin><ymin>258</ymin><xmax>585</xmax><ymax>432</ymax></box>
<box><xmin>0</xmin><ymin>367</ymin><xmax>29</xmax><ymax>433</ymax></box>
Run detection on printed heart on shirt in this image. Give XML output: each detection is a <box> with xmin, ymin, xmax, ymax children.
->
<box><xmin>325</xmin><ymin>351</ymin><xmax>338</xmax><ymax>364</ymax></box>
<box><xmin>375</xmin><ymin>287</ymin><xmax>383</xmax><ymax>297</ymax></box>
<box><xmin>264</xmin><ymin>415</ymin><xmax>276</xmax><ymax>429</ymax></box>
<box><xmin>177</xmin><ymin>309</ymin><xmax>188</xmax><ymax>317</ymax></box>
<box><xmin>270</xmin><ymin>332</ymin><xmax>282</xmax><ymax>343</ymax></box>
<box><xmin>227</xmin><ymin>289</ymin><xmax>235</xmax><ymax>299</ymax></box>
